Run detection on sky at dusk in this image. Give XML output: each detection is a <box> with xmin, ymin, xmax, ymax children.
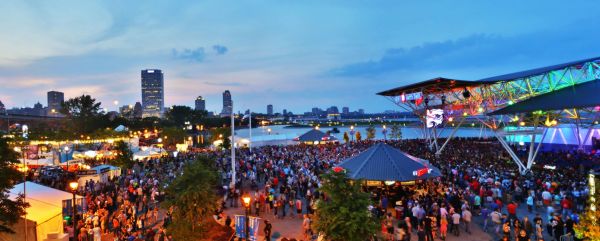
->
<box><xmin>1</xmin><ymin>1</ymin><xmax>600</xmax><ymax>114</ymax></box>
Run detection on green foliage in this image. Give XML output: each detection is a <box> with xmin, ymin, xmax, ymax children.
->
<box><xmin>210</xmin><ymin>128</ymin><xmax>231</xmax><ymax>149</ymax></box>
<box><xmin>343</xmin><ymin>132</ymin><xmax>350</xmax><ymax>143</ymax></box>
<box><xmin>390</xmin><ymin>124</ymin><xmax>402</xmax><ymax>140</ymax></box>
<box><xmin>161</xmin><ymin>127</ymin><xmax>187</xmax><ymax>147</ymax></box>
<box><xmin>59</xmin><ymin>95</ymin><xmax>106</xmax><ymax>134</ymax></box>
<box><xmin>366</xmin><ymin>125</ymin><xmax>376</xmax><ymax>140</ymax></box>
<box><xmin>313</xmin><ymin>169</ymin><xmax>379</xmax><ymax>241</ymax></box>
<box><xmin>164</xmin><ymin>105</ymin><xmax>206</xmax><ymax>127</ymax></box>
<box><xmin>355</xmin><ymin>131</ymin><xmax>362</xmax><ymax>141</ymax></box>
<box><xmin>163</xmin><ymin>155</ymin><xmax>219</xmax><ymax>239</ymax></box>
<box><xmin>0</xmin><ymin>138</ymin><xmax>29</xmax><ymax>233</ymax></box>
<box><xmin>111</xmin><ymin>141</ymin><xmax>134</xmax><ymax>169</ymax></box>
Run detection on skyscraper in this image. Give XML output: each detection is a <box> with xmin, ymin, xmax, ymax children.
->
<box><xmin>0</xmin><ymin>100</ymin><xmax>5</xmax><ymax>114</ymax></box>
<box><xmin>220</xmin><ymin>90</ymin><xmax>232</xmax><ymax>117</ymax></box>
<box><xmin>133</xmin><ymin>102</ymin><xmax>143</xmax><ymax>119</ymax></box>
<box><xmin>141</xmin><ymin>69</ymin><xmax>164</xmax><ymax>118</ymax></box>
<box><xmin>195</xmin><ymin>96</ymin><xmax>206</xmax><ymax>111</ymax></box>
<box><xmin>267</xmin><ymin>104</ymin><xmax>273</xmax><ymax>116</ymax></box>
<box><xmin>342</xmin><ymin>107</ymin><xmax>349</xmax><ymax>115</ymax></box>
<box><xmin>47</xmin><ymin>91</ymin><xmax>64</xmax><ymax>114</ymax></box>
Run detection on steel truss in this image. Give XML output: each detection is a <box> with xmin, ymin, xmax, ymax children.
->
<box><xmin>383</xmin><ymin>58</ymin><xmax>600</xmax><ymax>173</ymax></box>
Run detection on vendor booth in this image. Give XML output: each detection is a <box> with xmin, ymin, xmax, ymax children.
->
<box><xmin>1</xmin><ymin>182</ymin><xmax>82</xmax><ymax>241</ymax></box>
<box><xmin>76</xmin><ymin>164</ymin><xmax>122</xmax><ymax>186</ymax></box>
<box><xmin>133</xmin><ymin>147</ymin><xmax>165</xmax><ymax>160</ymax></box>
<box><xmin>338</xmin><ymin>143</ymin><xmax>441</xmax><ymax>185</ymax></box>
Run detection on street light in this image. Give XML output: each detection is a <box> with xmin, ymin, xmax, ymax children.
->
<box><xmin>63</xmin><ymin>146</ymin><xmax>70</xmax><ymax>172</ymax></box>
<box><xmin>267</xmin><ymin>128</ymin><xmax>272</xmax><ymax>135</ymax></box>
<box><xmin>69</xmin><ymin>181</ymin><xmax>79</xmax><ymax>239</ymax></box>
<box><xmin>242</xmin><ymin>195</ymin><xmax>251</xmax><ymax>240</ymax></box>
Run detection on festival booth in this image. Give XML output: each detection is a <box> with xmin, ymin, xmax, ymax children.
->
<box><xmin>338</xmin><ymin>143</ymin><xmax>441</xmax><ymax>186</ymax></box>
<box><xmin>133</xmin><ymin>147</ymin><xmax>165</xmax><ymax>160</ymax></box>
<box><xmin>1</xmin><ymin>182</ymin><xmax>83</xmax><ymax>241</ymax></box>
<box><xmin>76</xmin><ymin>164</ymin><xmax>122</xmax><ymax>186</ymax></box>
<box><xmin>294</xmin><ymin>129</ymin><xmax>339</xmax><ymax>145</ymax></box>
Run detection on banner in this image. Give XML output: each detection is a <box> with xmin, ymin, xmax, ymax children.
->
<box><xmin>235</xmin><ymin>215</ymin><xmax>260</xmax><ymax>241</ymax></box>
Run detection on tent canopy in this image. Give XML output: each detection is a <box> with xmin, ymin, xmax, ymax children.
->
<box><xmin>338</xmin><ymin>143</ymin><xmax>440</xmax><ymax>181</ymax></box>
<box><xmin>377</xmin><ymin>77</ymin><xmax>480</xmax><ymax>96</ymax></box>
<box><xmin>295</xmin><ymin>129</ymin><xmax>338</xmax><ymax>142</ymax></box>
<box><xmin>488</xmin><ymin>79</ymin><xmax>600</xmax><ymax>115</ymax></box>
<box><xmin>478</xmin><ymin>56</ymin><xmax>600</xmax><ymax>83</ymax></box>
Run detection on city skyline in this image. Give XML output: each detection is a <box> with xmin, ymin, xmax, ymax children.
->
<box><xmin>2</xmin><ymin>1</ymin><xmax>600</xmax><ymax>113</ymax></box>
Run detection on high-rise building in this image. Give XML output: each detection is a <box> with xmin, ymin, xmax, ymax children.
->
<box><xmin>358</xmin><ymin>109</ymin><xmax>365</xmax><ymax>114</ymax></box>
<box><xmin>342</xmin><ymin>107</ymin><xmax>350</xmax><ymax>115</ymax></box>
<box><xmin>283</xmin><ymin>109</ymin><xmax>287</xmax><ymax>116</ymax></box>
<box><xmin>47</xmin><ymin>91</ymin><xmax>64</xmax><ymax>114</ymax></box>
<box><xmin>220</xmin><ymin>90</ymin><xmax>232</xmax><ymax>117</ymax></box>
<box><xmin>120</xmin><ymin>105</ymin><xmax>134</xmax><ymax>118</ymax></box>
<box><xmin>133</xmin><ymin>102</ymin><xmax>143</xmax><ymax>119</ymax></box>
<box><xmin>0</xmin><ymin>100</ymin><xmax>5</xmax><ymax>114</ymax></box>
<box><xmin>141</xmin><ymin>69</ymin><xmax>164</xmax><ymax>118</ymax></box>
<box><xmin>195</xmin><ymin>96</ymin><xmax>206</xmax><ymax>111</ymax></box>
<box><xmin>267</xmin><ymin>104</ymin><xmax>273</xmax><ymax>116</ymax></box>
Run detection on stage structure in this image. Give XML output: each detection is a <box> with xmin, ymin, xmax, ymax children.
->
<box><xmin>378</xmin><ymin>56</ymin><xmax>600</xmax><ymax>174</ymax></box>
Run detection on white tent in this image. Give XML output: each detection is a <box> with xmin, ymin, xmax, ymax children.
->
<box><xmin>1</xmin><ymin>182</ymin><xmax>82</xmax><ymax>241</ymax></box>
<box><xmin>133</xmin><ymin>147</ymin><xmax>164</xmax><ymax>160</ymax></box>
<box><xmin>114</xmin><ymin>125</ymin><xmax>127</xmax><ymax>132</ymax></box>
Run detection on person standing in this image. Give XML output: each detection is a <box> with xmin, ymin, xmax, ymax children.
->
<box><xmin>451</xmin><ymin>212</ymin><xmax>461</xmax><ymax>236</ymax></box>
<box><xmin>527</xmin><ymin>194</ymin><xmax>534</xmax><ymax>213</ymax></box>
<box><xmin>302</xmin><ymin>215</ymin><xmax>312</xmax><ymax>241</ymax></box>
<box><xmin>264</xmin><ymin>220</ymin><xmax>272</xmax><ymax>241</ymax></box>
<box><xmin>491</xmin><ymin>208</ymin><xmax>502</xmax><ymax>234</ymax></box>
<box><xmin>462</xmin><ymin>208</ymin><xmax>472</xmax><ymax>234</ymax></box>
<box><xmin>439</xmin><ymin>216</ymin><xmax>448</xmax><ymax>241</ymax></box>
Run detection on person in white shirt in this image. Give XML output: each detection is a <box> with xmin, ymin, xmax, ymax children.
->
<box><xmin>462</xmin><ymin>208</ymin><xmax>472</xmax><ymax>234</ymax></box>
<box><xmin>451</xmin><ymin>212</ymin><xmax>461</xmax><ymax>236</ymax></box>
<box><xmin>490</xmin><ymin>209</ymin><xmax>502</xmax><ymax>234</ymax></box>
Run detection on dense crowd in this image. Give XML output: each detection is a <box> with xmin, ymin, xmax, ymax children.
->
<box><xmin>24</xmin><ymin>137</ymin><xmax>598</xmax><ymax>241</ymax></box>
<box><xmin>214</xmin><ymin>138</ymin><xmax>597</xmax><ymax>241</ymax></box>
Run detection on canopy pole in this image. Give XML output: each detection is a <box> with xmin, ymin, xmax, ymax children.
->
<box><xmin>436</xmin><ymin>117</ymin><xmax>465</xmax><ymax>156</ymax></box>
<box><xmin>531</xmin><ymin>127</ymin><xmax>549</xmax><ymax>168</ymax></box>
<box><xmin>580</xmin><ymin>112</ymin><xmax>599</xmax><ymax>150</ymax></box>
<box><xmin>574</xmin><ymin>110</ymin><xmax>583</xmax><ymax>149</ymax></box>
<box><xmin>230</xmin><ymin>104</ymin><xmax>236</xmax><ymax>189</ymax></box>
<box><xmin>526</xmin><ymin>115</ymin><xmax>540</xmax><ymax>171</ymax></box>
<box><xmin>493</xmin><ymin>130</ymin><xmax>527</xmax><ymax>173</ymax></box>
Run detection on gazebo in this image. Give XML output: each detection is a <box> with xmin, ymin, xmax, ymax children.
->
<box><xmin>338</xmin><ymin>143</ymin><xmax>441</xmax><ymax>185</ymax></box>
<box><xmin>294</xmin><ymin>129</ymin><xmax>338</xmax><ymax>145</ymax></box>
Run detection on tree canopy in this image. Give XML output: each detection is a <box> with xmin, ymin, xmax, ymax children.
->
<box><xmin>162</xmin><ymin>155</ymin><xmax>219</xmax><ymax>239</ymax></box>
<box><xmin>111</xmin><ymin>141</ymin><xmax>134</xmax><ymax>169</ymax></box>
<box><xmin>313</xmin><ymin>167</ymin><xmax>379</xmax><ymax>241</ymax></box>
<box><xmin>0</xmin><ymin>138</ymin><xmax>29</xmax><ymax>233</ymax></box>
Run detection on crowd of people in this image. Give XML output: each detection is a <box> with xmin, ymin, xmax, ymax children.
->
<box><xmin>23</xmin><ymin>136</ymin><xmax>598</xmax><ymax>241</ymax></box>
<box><xmin>214</xmin><ymin>137</ymin><xmax>596</xmax><ymax>241</ymax></box>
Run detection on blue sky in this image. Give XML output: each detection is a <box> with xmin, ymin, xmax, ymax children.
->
<box><xmin>1</xmin><ymin>1</ymin><xmax>600</xmax><ymax>114</ymax></box>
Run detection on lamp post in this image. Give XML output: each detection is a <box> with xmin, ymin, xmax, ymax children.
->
<box><xmin>242</xmin><ymin>195</ymin><xmax>251</xmax><ymax>240</ymax></box>
<box><xmin>267</xmin><ymin>128</ymin><xmax>271</xmax><ymax>135</ymax></box>
<box><xmin>63</xmin><ymin>146</ymin><xmax>70</xmax><ymax>172</ymax></box>
<box><xmin>350</xmin><ymin>125</ymin><xmax>355</xmax><ymax>141</ymax></box>
<box><xmin>69</xmin><ymin>181</ymin><xmax>79</xmax><ymax>239</ymax></box>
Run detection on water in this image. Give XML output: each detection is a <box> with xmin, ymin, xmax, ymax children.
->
<box><xmin>234</xmin><ymin>125</ymin><xmax>494</xmax><ymax>142</ymax></box>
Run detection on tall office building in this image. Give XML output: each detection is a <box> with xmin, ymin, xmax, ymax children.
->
<box><xmin>47</xmin><ymin>91</ymin><xmax>64</xmax><ymax>113</ymax></box>
<box><xmin>133</xmin><ymin>102</ymin><xmax>143</xmax><ymax>119</ymax></box>
<box><xmin>195</xmin><ymin>96</ymin><xmax>206</xmax><ymax>111</ymax></box>
<box><xmin>342</xmin><ymin>107</ymin><xmax>350</xmax><ymax>115</ymax></box>
<box><xmin>267</xmin><ymin>104</ymin><xmax>273</xmax><ymax>116</ymax></box>
<box><xmin>283</xmin><ymin>109</ymin><xmax>287</xmax><ymax>116</ymax></box>
<box><xmin>0</xmin><ymin>100</ymin><xmax>5</xmax><ymax>114</ymax></box>
<box><xmin>220</xmin><ymin>90</ymin><xmax>232</xmax><ymax>117</ymax></box>
<box><xmin>141</xmin><ymin>69</ymin><xmax>164</xmax><ymax>118</ymax></box>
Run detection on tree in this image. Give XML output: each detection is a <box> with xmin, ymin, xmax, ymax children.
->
<box><xmin>355</xmin><ymin>131</ymin><xmax>362</xmax><ymax>141</ymax></box>
<box><xmin>313</xmin><ymin>167</ymin><xmax>379</xmax><ymax>241</ymax></box>
<box><xmin>60</xmin><ymin>95</ymin><xmax>103</xmax><ymax>134</ymax></box>
<box><xmin>343</xmin><ymin>132</ymin><xmax>350</xmax><ymax>143</ymax></box>
<box><xmin>161</xmin><ymin>127</ymin><xmax>187</xmax><ymax>147</ymax></box>
<box><xmin>112</xmin><ymin>141</ymin><xmax>134</xmax><ymax>169</ymax></box>
<box><xmin>164</xmin><ymin>105</ymin><xmax>206</xmax><ymax>127</ymax></box>
<box><xmin>0</xmin><ymin>138</ymin><xmax>29</xmax><ymax>233</ymax></box>
<box><xmin>162</xmin><ymin>155</ymin><xmax>219</xmax><ymax>240</ymax></box>
<box><xmin>390</xmin><ymin>124</ymin><xmax>402</xmax><ymax>140</ymax></box>
<box><xmin>574</xmin><ymin>173</ymin><xmax>600</xmax><ymax>240</ymax></box>
<box><xmin>366</xmin><ymin>125</ymin><xmax>376</xmax><ymax>140</ymax></box>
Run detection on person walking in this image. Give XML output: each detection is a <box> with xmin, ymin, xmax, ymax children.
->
<box><xmin>264</xmin><ymin>220</ymin><xmax>272</xmax><ymax>241</ymax></box>
<box><xmin>462</xmin><ymin>208</ymin><xmax>472</xmax><ymax>234</ymax></box>
<box><xmin>439</xmin><ymin>216</ymin><xmax>448</xmax><ymax>241</ymax></box>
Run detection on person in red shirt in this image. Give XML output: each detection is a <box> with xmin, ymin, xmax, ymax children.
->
<box><xmin>506</xmin><ymin>202</ymin><xmax>518</xmax><ymax>222</ymax></box>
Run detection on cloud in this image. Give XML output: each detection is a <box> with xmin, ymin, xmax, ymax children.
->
<box><xmin>212</xmin><ymin>45</ymin><xmax>228</xmax><ymax>55</ymax></box>
<box><xmin>328</xmin><ymin>22</ymin><xmax>600</xmax><ymax>78</ymax></box>
<box><xmin>172</xmin><ymin>48</ymin><xmax>206</xmax><ymax>62</ymax></box>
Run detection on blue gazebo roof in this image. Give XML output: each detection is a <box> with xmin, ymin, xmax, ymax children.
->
<box><xmin>338</xmin><ymin>143</ymin><xmax>440</xmax><ymax>181</ymax></box>
<box><xmin>296</xmin><ymin>129</ymin><xmax>337</xmax><ymax>142</ymax></box>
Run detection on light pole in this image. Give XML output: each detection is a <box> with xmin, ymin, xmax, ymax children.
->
<box><xmin>14</xmin><ymin>146</ymin><xmax>28</xmax><ymax>241</ymax></box>
<box><xmin>267</xmin><ymin>128</ymin><xmax>271</xmax><ymax>135</ymax></box>
<box><xmin>242</xmin><ymin>195</ymin><xmax>251</xmax><ymax>240</ymax></box>
<box><xmin>350</xmin><ymin>125</ymin><xmax>355</xmax><ymax>141</ymax></box>
<box><xmin>69</xmin><ymin>181</ymin><xmax>79</xmax><ymax>239</ymax></box>
<box><xmin>382</xmin><ymin>124</ymin><xmax>387</xmax><ymax>140</ymax></box>
<box><xmin>63</xmin><ymin>146</ymin><xmax>70</xmax><ymax>172</ymax></box>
